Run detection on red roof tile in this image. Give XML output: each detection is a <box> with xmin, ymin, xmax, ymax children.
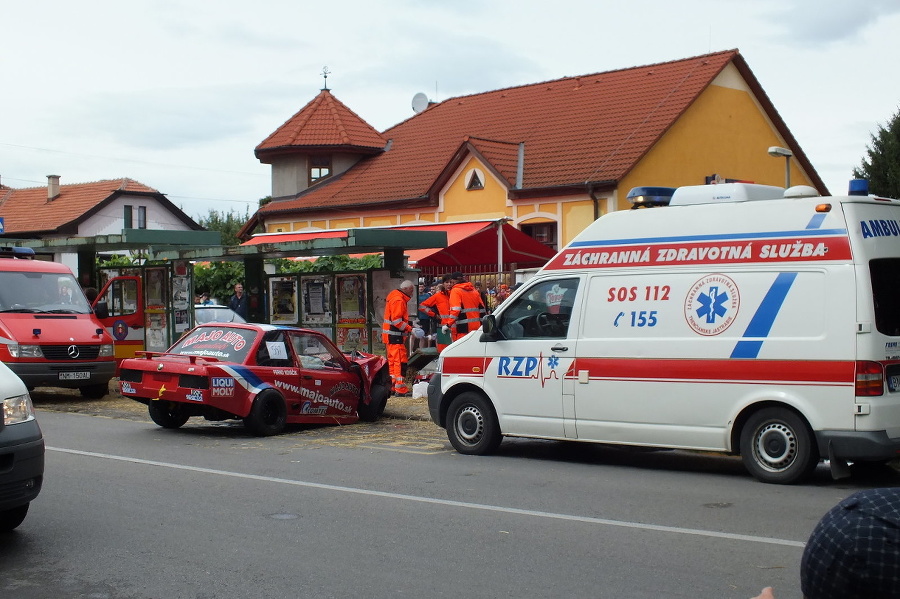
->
<box><xmin>259</xmin><ymin>51</ymin><xmax>748</xmax><ymax>216</ymax></box>
<box><xmin>255</xmin><ymin>89</ymin><xmax>387</xmax><ymax>160</ymax></box>
<box><xmin>0</xmin><ymin>178</ymin><xmax>160</xmax><ymax>235</ymax></box>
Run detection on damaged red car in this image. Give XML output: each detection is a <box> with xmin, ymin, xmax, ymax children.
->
<box><xmin>118</xmin><ymin>323</ymin><xmax>390</xmax><ymax>436</ymax></box>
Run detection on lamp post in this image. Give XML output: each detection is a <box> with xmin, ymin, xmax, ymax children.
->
<box><xmin>767</xmin><ymin>146</ymin><xmax>793</xmax><ymax>188</ymax></box>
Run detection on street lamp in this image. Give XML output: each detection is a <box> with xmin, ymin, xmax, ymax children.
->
<box><xmin>767</xmin><ymin>146</ymin><xmax>793</xmax><ymax>188</ymax></box>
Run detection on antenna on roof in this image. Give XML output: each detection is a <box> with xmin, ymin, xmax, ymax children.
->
<box><xmin>321</xmin><ymin>66</ymin><xmax>331</xmax><ymax>90</ymax></box>
<box><xmin>411</xmin><ymin>92</ymin><xmax>429</xmax><ymax>114</ymax></box>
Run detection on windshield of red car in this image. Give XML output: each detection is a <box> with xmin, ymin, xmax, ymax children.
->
<box><xmin>170</xmin><ymin>326</ymin><xmax>257</xmax><ymax>362</ymax></box>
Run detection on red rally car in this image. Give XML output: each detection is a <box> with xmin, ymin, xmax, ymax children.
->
<box><xmin>118</xmin><ymin>323</ymin><xmax>390</xmax><ymax>436</ymax></box>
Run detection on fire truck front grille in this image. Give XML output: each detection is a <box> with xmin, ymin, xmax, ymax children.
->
<box><xmin>41</xmin><ymin>345</ymin><xmax>101</xmax><ymax>360</ymax></box>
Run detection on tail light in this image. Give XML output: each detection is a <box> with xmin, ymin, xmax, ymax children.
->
<box><xmin>855</xmin><ymin>361</ymin><xmax>884</xmax><ymax>396</ymax></box>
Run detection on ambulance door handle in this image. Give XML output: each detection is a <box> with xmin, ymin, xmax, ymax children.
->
<box><xmin>551</xmin><ymin>344</ymin><xmax>569</xmax><ymax>352</ymax></box>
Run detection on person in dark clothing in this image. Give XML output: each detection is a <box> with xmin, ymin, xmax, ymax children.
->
<box><xmin>228</xmin><ymin>283</ymin><xmax>249</xmax><ymax>319</ymax></box>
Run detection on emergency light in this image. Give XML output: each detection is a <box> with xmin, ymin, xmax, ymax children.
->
<box><xmin>849</xmin><ymin>179</ymin><xmax>869</xmax><ymax>196</ymax></box>
<box><xmin>626</xmin><ymin>186</ymin><xmax>675</xmax><ymax>207</ymax></box>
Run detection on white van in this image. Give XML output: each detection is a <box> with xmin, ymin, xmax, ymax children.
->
<box><xmin>427</xmin><ymin>182</ymin><xmax>900</xmax><ymax>484</ymax></box>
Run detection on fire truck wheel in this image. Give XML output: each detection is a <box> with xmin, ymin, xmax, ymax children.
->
<box><xmin>740</xmin><ymin>407</ymin><xmax>818</xmax><ymax>484</ymax></box>
<box><xmin>446</xmin><ymin>392</ymin><xmax>502</xmax><ymax>455</ymax></box>
<box><xmin>148</xmin><ymin>401</ymin><xmax>190</xmax><ymax>429</ymax></box>
<box><xmin>79</xmin><ymin>383</ymin><xmax>109</xmax><ymax>399</ymax></box>
<box><xmin>243</xmin><ymin>391</ymin><xmax>287</xmax><ymax>436</ymax></box>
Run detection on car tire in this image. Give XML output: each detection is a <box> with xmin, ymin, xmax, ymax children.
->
<box><xmin>0</xmin><ymin>504</ymin><xmax>29</xmax><ymax>532</ymax></box>
<box><xmin>243</xmin><ymin>391</ymin><xmax>287</xmax><ymax>436</ymax></box>
<box><xmin>446</xmin><ymin>392</ymin><xmax>502</xmax><ymax>455</ymax></box>
<box><xmin>148</xmin><ymin>401</ymin><xmax>190</xmax><ymax>429</ymax></box>
<box><xmin>740</xmin><ymin>407</ymin><xmax>818</xmax><ymax>484</ymax></box>
<box><xmin>79</xmin><ymin>383</ymin><xmax>109</xmax><ymax>399</ymax></box>
<box><xmin>358</xmin><ymin>370</ymin><xmax>390</xmax><ymax>422</ymax></box>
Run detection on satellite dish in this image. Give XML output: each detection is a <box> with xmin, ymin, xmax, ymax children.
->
<box><xmin>411</xmin><ymin>92</ymin><xmax>429</xmax><ymax>114</ymax></box>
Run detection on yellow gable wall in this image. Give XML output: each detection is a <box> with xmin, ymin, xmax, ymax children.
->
<box><xmin>617</xmin><ymin>77</ymin><xmax>815</xmax><ymax>212</ymax></box>
<box><xmin>441</xmin><ymin>157</ymin><xmax>509</xmax><ymax>221</ymax></box>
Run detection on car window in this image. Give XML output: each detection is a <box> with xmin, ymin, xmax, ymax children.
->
<box><xmin>289</xmin><ymin>332</ymin><xmax>344</xmax><ymax>370</ymax></box>
<box><xmin>496</xmin><ymin>278</ymin><xmax>579</xmax><ymax>339</ymax></box>
<box><xmin>170</xmin><ymin>326</ymin><xmax>257</xmax><ymax>362</ymax></box>
<box><xmin>255</xmin><ymin>331</ymin><xmax>294</xmax><ymax>368</ymax></box>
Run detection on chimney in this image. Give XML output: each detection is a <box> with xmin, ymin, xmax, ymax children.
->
<box><xmin>47</xmin><ymin>175</ymin><xmax>60</xmax><ymax>200</ymax></box>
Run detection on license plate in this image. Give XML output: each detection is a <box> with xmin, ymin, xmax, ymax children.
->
<box><xmin>59</xmin><ymin>371</ymin><xmax>90</xmax><ymax>380</ymax></box>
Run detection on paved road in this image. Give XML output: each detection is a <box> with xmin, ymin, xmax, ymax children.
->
<box><xmin>3</xmin><ymin>393</ymin><xmax>898</xmax><ymax>598</ymax></box>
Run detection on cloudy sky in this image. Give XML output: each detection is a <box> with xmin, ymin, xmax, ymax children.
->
<box><xmin>3</xmin><ymin>0</ymin><xmax>899</xmax><ymax>221</ymax></box>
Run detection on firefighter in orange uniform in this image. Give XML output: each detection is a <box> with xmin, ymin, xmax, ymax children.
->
<box><xmin>419</xmin><ymin>275</ymin><xmax>453</xmax><ymax>353</ymax></box>
<box><xmin>446</xmin><ymin>272</ymin><xmax>486</xmax><ymax>342</ymax></box>
<box><xmin>382</xmin><ymin>280</ymin><xmax>415</xmax><ymax>396</ymax></box>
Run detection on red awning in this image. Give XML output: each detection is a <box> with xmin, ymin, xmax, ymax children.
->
<box><xmin>242</xmin><ymin>221</ymin><xmax>556</xmax><ymax>269</ymax></box>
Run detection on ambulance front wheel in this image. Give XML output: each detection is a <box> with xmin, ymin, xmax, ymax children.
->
<box><xmin>446</xmin><ymin>392</ymin><xmax>501</xmax><ymax>455</ymax></box>
<box><xmin>740</xmin><ymin>408</ymin><xmax>819</xmax><ymax>484</ymax></box>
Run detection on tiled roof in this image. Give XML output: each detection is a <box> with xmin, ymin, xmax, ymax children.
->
<box><xmin>259</xmin><ymin>50</ymin><xmax>770</xmax><ymax>216</ymax></box>
<box><xmin>255</xmin><ymin>89</ymin><xmax>387</xmax><ymax>159</ymax></box>
<box><xmin>0</xmin><ymin>178</ymin><xmax>160</xmax><ymax>235</ymax></box>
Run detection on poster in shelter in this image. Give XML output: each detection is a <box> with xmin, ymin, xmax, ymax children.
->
<box><xmin>270</xmin><ymin>276</ymin><xmax>298</xmax><ymax>324</ymax></box>
<box><xmin>300</xmin><ymin>276</ymin><xmax>332</xmax><ymax>325</ymax></box>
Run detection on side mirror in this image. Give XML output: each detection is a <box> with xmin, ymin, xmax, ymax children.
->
<box><xmin>94</xmin><ymin>301</ymin><xmax>109</xmax><ymax>320</ymax></box>
<box><xmin>479</xmin><ymin>314</ymin><xmax>502</xmax><ymax>342</ymax></box>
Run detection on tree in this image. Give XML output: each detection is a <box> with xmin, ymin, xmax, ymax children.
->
<box><xmin>854</xmin><ymin>107</ymin><xmax>900</xmax><ymax>199</ymax></box>
<box><xmin>197</xmin><ymin>208</ymin><xmax>252</xmax><ymax>247</ymax></box>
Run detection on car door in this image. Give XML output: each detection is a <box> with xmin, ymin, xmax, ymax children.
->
<box><xmin>483</xmin><ymin>277</ymin><xmax>581</xmax><ymax>438</ymax></box>
<box><xmin>286</xmin><ymin>331</ymin><xmax>360</xmax><ymax>419</ymax></box>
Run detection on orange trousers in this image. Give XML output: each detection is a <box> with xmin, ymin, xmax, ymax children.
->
<box><xmin>387</xmin><ymin>343</ymin><xmax>409</xmax><ymax>394</ymax></box>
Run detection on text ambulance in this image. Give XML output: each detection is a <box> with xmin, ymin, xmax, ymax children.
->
<box><xmin>427</xmin><ymin>182</ymin><xmax>900</xmax><ymax>484</ymax></box>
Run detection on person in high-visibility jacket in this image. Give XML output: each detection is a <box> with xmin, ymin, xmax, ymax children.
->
<box><xmin>446</xmin><ymin>272</ymin><xmax>486</xmax><ymax>342</ymax></box>
<box><xmin>381</xmin><ymin>280</ymin><xmax>415</xmax><ymax>396</ymax></box>
<box><xmin>419</xmin><ymin>275</ymin><xmax>453</xmax><ymax>352</ymax></box>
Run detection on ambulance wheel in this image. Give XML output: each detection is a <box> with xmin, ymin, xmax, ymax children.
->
<box><xmin>446</xmin><ymin>392</ymin><xmax>501</xmax><ymax>455</ymax></box>
<box><xmin>358</xmin><ymin>381</ymin><xmax>389</xmax><ymax>422</ymax></box>
<box><xmin>79</xmin><ymin>383</ymin><xmax>109</xmax><ymax>399</ymax></box>
<box><xmin>243</xmin><ymin>391</ymin><xmax>287</xmax><ymax>436</ymax></box>
<box><xmin>740</xmin><ymin>408</ymin><xmax>818</xmax><ymax>484</ymax></box>
<box><xmin>148</xmin><ymin>401</ymin><xmax>190</xmax><ymax>429</ymax></box>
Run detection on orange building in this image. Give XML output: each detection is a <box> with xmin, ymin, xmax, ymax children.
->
<box><xmin>240</xmin><ymin>50</ymin><xmax>825</xmax><ymax>257</ymax></box>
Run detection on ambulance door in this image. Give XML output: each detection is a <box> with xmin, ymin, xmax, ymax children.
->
<box><xmin>93</xmin><ymin>276</ymin><xmax>144</xmax><ymax>362</ymax></box>
<box><xmin>483</xmin><ymin>277</ymin><xmax>581</xmax><ymax>439</ymax></box>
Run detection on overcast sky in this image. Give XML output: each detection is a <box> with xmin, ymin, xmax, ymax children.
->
<box><xmin>3</xmin><ymin>0</ymin><xmax>899</xmax><ymax>221</ymax></box>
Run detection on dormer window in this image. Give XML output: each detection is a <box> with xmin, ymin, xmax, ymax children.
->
<box><xmin>466</xmin><ymin>168</ymin><xmax>485</xmax><ymax>190</ymax></box>
<box><xmin>309</xmin><ymin>154</ymin><xmax>332</xmax><ymax>185</ymax></box>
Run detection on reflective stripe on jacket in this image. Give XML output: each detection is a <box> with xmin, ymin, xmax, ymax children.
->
<box><xmin>382</xmin><ymin>288</ymin><xmax>413</xmax><ymax>344</ymax></box>
<box><xmin>448</xmin><ymin>282</ymin><xmax>486</xmax><ymax>334</ymax></box>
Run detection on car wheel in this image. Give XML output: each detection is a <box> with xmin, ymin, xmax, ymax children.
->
<box><xmin>446</xmin><ymin>392</ymin><xmax>502</xmax><ymax>455</ymax></box>
<box><xmin>79</xmin><ymin>383</ymin><xmax>109</xmax><ymax>399</ymax></box>
<box><xmin>0</xmin><ymin>504</ymin><xmax>29</xmax><ymax>532</ymax></box>
<box><xmin>740</xmin><ymin>407</ymin><xmax>818</xmax><ymax>484</ymax></box>
<box><xmin>148</xmin><ymin>401</ymin><xmax>190</xmax><ymax>429</ymax></box>
<box><xmin>358</xmin><ymin>370</ymin><xmax>390</xmax><ymax>422</ymax></box>
<box><xmin>243</xmin><ymin>391</ymin><xmax>287</xmax><ymax>436</ymax></box>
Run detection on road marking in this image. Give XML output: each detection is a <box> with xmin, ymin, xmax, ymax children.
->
<box><xmin>49</xmin><ymin>446</ymin><xmax>804</xmax><ymax>548</ymax></box>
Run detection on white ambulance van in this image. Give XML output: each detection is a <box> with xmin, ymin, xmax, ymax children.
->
<box><xmin>427</xmin><ymin>181</ymin><xmax>900</xmax><ymax>484</ymax></box>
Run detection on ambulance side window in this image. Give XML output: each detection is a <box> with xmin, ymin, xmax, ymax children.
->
<box><xmin>497</xmin><ymin>278</ymin><xmax>579</xmax><ymax>339</ymax></box>
<box><xmin>870</xmin><ymin>258</ymin><xmax>900</xmax><ymax>336</ymax></box>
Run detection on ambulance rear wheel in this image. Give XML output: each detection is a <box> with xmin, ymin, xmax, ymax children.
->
<box><xmin>446</xmin><ymin>392</ymin><xmax>501</xmax><ymax>455</ymax></box>
<box><xmin>148</xmin><ymin>401</ymin><xmax>190</xmax><ymax>429</ymax></box>
<box><xmin>740</xmin><ymin>408</ymin><xmax>818</xmax><ymax>484</ymax></box>
<box><xmin>243</xmin><ymin>391</ymin><xmax>287</xmax><ymax>436</ymax></box>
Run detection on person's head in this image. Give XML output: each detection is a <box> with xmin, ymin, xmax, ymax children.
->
<box><xmin>418</xmin><ymin>282</ymin><xmax>426</xmax><ymax>293</ymax></box>
<box><xmin>400</xmin><ymin>280</ymin><xmax>415</xmax><ymax>295</ymax></box>
<box><xmin>440</xmin><ymin>275</ymin><xmax>452</xmax><ymax>291</ymax></box>
<box><xmin>450</xmin><ymin>271</ymin><xmax>465</xmax><ymax>284</ymax></box>
<box><xmin>801</xmin><ymin>487</ymin><xmax>900</xmax><ymax>598</ymax></box>
<box><xmin>234</xmin><ymin>283</ymin><xmax>244</xmax><ymax>295</ymax></box>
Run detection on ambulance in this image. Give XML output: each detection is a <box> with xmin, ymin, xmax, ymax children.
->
<box><xmin>427</xmin><ymin>181</ymin><xmax>900</xmax><ymax>484</ymax></box>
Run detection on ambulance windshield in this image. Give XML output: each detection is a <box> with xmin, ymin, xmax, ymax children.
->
<box><xmin>870</xmin><ymin>258</ymin><xmax>900</xmax><ymax>336</ymax></box>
